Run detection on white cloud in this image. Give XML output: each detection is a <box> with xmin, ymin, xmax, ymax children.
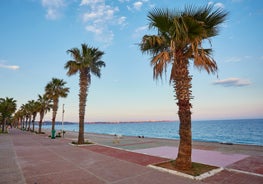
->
<box><xmin>41</xmin><ymin>0</ymin><xmax>65</xmax><ymax>20</ymax></box>
<box><xmin>133</xmin><ymin>1</ymin><xmax>143</xmax><ymax>10</ymax></box>
<box><xmin>0</xmin><ymin>63</ymin><xmax>20</xmax><ymax>70</ymax></box>
<box><xmin>80</xmin><ymin>0</ymin><xmax>126</xmax><ymax>46</ymax></box>
<box><xmin>80</xmin><ymin>0</ymin><xmax>104</xmax><ymax>6</ymax></box>
<box><xmin>213</xmin><ymin>78</ymin><xmax>251</xmax><ymax>87</ymax></box>
<box><xmin>125</xmin><ymin>0</ymin><xmax>152</xmax><ymax>12</ymax></box>
<box><xmin>225</xmin><ymin>57</ymin><xmax>242</xmax><ymax>62</ymax></box>
<box><xmin>208</xmin><ymin>1</ymin><xmax>225</xmax><ymax>9</ymax></box>
<box><xmin>225</xmin><ymin>55</ymin><xmax>259</xmax><ymax>63</ymax></box>
<box><xmin>117</xmin><ymin>16</ymin><xmax>127</xmax><ymax>25</ymax></box>
<box><xmin>214</xmin><ymin>2</ymin><xmax>225</xmax><ymax>9</ymax></box>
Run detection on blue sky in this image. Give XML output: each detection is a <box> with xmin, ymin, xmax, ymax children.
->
<box><xmin>0</xmin><ymin>0</ymin><xmax>262</xmax><ymax>122</ymax></box>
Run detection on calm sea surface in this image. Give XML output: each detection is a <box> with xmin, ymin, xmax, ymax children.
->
<box><xmin>42</xmin><ymin>119</ymin><xmax>263</xmax><ymax>146</ymax></box>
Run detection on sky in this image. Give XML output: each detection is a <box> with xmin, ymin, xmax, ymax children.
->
<box><xmin>0</xmin><ymin>0</ymin><xmax>262</xmax><ymax>122</ymax></box>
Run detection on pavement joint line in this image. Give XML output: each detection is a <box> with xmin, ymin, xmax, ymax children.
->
<box><xmin>225</xmin><ymin>168</ymin><xmax>263</xmax><ymax>177</ymax></box>
<box><xmin>10</xmin><ymin>135</ymin><xmax>27</xmax><ymax>184</ymax></box>
<box><xmin>24</xmin><ymin>134</ymin><xmax>109</xmax><ymax>183</ymax></box>
<box><xmin>24</xmin><ymin>168</ymin><xmax>80</xmax><ymax>179</ymax></box>
<box><xmin>76</xmin><ymin>145</ymin><xmax>156</xmax><ymax>183</ymax></box>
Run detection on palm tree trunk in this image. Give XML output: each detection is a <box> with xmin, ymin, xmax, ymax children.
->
<box><xmin>52</xmin><ymin>99</ymin><xmax>58</xmax><ymax>131</ymax></box>
<box><xmin>32</xmin><ymin>120</ymin><xmax>35</xmax><ymax>132</ymax></box>
<box><xmin>173</xmin><ymin>58</ymin><xmax>193</xmax><ymax>170</ymax></box>
<box><xmin>1</xmin><ymin>119</ymin><xmax>5</xmax><ymax>132</ymax></box>
<box><xmin>25</xmin><ymin>117</ymin><xmax>28</xmax><ymax>130</ymax></box>
<box><xmin>39</xmin><ymin>112</ymin><xmax>44</xmax><ymax>133</ymax></box>
<box><xmin>28</xmin><ymin>116</ymin><xmax>32</xmax><ymax>131</ymax></box>
<box><xmin>78</xmin><ymin>71</ymin><xmax>89</xmax><ymax>144</ymax></box>
<box><xmin>32</xmin><ymin>114</ymin><xmax>36</xmax><ymax>132</ymax></box>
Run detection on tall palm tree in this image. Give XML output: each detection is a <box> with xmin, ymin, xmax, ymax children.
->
<box><xmin>19</xmin><ymin>104</ymin><xmax>27</xmax><ymax>130</ymax></box>
<box><xmin>65</xmin><ymin>43</ymin><xmax>105</xmax><ymax>144</ymax></box>
<box><xmin>0</xmin><ymin>97</ymin><xmax>17</xmax><ymax>132</ymax></box>
<box><xmin>140</xmin><ymin>5</ymin><xmax>227</xmax><ymax>170</ymax></box>
<box><xmin>45</xmin><ymin>78</ymin><xmax>69</xmax><ymax>138</ymax></box>
<box><xmin>13</xmin><ymin>109</ymin><xmax>24</xmax><ymax>128</ymax></box>
<box><xmin>37</xmin><ymin>94</ymin><xmax>52</xmax><ymax>133</ymax></box>
<box><xmin>26</xmin><ymin>100</ymin><xmax>37</xmax><ymax>131</ymax></box>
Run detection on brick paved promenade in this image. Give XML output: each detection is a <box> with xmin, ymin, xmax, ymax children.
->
<box><xmin>0</xmin><ymin>128</ymin><xmax>262</xmax><ymax>184</ymax></box>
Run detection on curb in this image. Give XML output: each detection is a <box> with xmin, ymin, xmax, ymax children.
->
<box><xmin>148</xmin><ymin>164</ymin><xmax>224</xmax><ymax>180</ymax></box>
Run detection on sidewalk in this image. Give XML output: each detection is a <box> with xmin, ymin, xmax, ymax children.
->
<box><xmin>0</xmin><ymin>129</ymin><xmax>262</xmax><ymax>184</ymax></box>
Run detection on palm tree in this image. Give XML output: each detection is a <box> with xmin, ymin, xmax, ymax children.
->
<box><xmin>45</xmin><ymin>78</ymin><xmax>69</xmax><ymax>138</ymax></box>
<box><xmin>140</xmin><ymin>5</ymin><xmax>227</xmax><ymax>170</ymax></box>
<box><xmin>65</xmin><ymin>43</ymin><xmax>105</xmax><ymax>144</ymax></box>
<box><xmin>19</xmin><ymin>104</ymin><xmax>27</xmax><ymax>130</ymax></box>
<box><xmin>13</xmin><ymin>109</ymin><xmax>24</xmax><ymax>128</ymax></box>
<box><xmin>0</xmin><ymin>97</ymin><xmax>17</xmax><ymax>132</ymax></box>
<box><xmin>37</xmin><ymin>94</ymin><xmax>52</xmax><ymax>133</ymax></box>
<box><xmin>26</xmin><ymin>100</ymin><xmax>37</xmax><ymax>131</ymax></box>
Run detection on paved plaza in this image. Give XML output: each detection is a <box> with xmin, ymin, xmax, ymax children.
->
<box><xmin>0</xmin><ymin>128</ymin><xmax>262</xmax><ymax>184</ymax></box>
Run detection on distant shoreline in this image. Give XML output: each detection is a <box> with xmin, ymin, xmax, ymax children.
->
<box><xmin>42</xmin><ymin>118</ymin><xmax>263</xmax><ymax>125</ymax></box>
<box><xmin>43</xmin><ymin>120</ymin><xmax>177</xmax><ymax>125</ymax></box>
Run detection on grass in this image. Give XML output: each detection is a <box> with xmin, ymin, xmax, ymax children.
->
<box><xmin>71</xmin><ymin>140</ymin><xmax>93</xmax><ymax>145</ymax></box>
<box><xmin>0</xmin><ymin>131</ymin><xmax>8</xmax><ymax>134</ymax></box>
<box><xmin>155</xmin><ymin>160</ymin><xmax>218</xmax><ymax>176</ymax></box>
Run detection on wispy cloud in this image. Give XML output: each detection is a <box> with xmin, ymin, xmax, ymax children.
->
<box><xmin>225</xmin><ymin>56</ymin><xmax>242</xmax><ymax>63</ymax></box>
<box><xmin>224</xmin><ymin>55</ymin><xmax>261</xmax><ymax>63</ymax></box>
<box><xmin>41</xmin><ymin>0</ymin><xmax>65</xmax><ymax>20</ymax></box>
<box><xmin>133</xmin><ymin>1</ymin><xmax>143</xmax><ymax>10</ymax></box>
<box><xmin>214</xmin><ymin>2</ymin><xmax>225</xmax><ymax>9</ymax></box>
<box><xmin>213</xmin><ymin>78</ymin><xmax>251</xmax><ymax>87</ymax></box>
<box><xmin>80</xmin><ymin>0</ymin><xmax>127</xmax><ymax>46</ymax></box>
<box><xmin>208</xmin><ymin>1</ymin><xmax>225</xmax><ymax>9</ymax></box>
<box><xmin>132</xmin><ymin>25</ymin><xmax>148</xmax><ymax>38</ymax></box>
<box><xmin>0</xmin><ymin>62</ymin><xmax>20</xmax><ymax>70</ymax></box>
<box><xmin>125</xmin><ymin>0</ymin><xmax>153</xmax><ymax>12</ymax></box>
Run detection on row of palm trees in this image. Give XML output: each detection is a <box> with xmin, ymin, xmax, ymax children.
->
<box><xmin>0</xmin><ymin>97</ymin><xmax>17</xmax><ymax>132</ymax></box>
<box><xmin>1</xmin><ymin>5</ymin><xmax>227</xmax><ymax>170</ymax></box>
<box><xmin>6</xmin><ymin>44</ymin><xmax>105</xmax><ymax>144</ymax></box>
<box><xmin>13</xmin><ymin>78</ymin><xmax>69</xmax><ymax>135</ymax></box>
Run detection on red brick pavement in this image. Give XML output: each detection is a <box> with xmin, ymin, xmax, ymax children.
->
<box><xmin>81</xmin><ymin>144</ymin><xmax>169</xmax><ymax>166</ymax></box>
<box><xmin>203</xmin><ymin>170</ymin><xmax>263</xmax><ymax>184</ymax></box>
<box><xmin>227</xmin><ymin>156</ymin><xmax>263</xmax><ymax>175</ymax></box>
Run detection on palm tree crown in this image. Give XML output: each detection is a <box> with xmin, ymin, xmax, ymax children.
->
<box><xmin>65</xmin><ymin>43</ymin><xmax>105</xmax><ymax>78</ymax></box>
<box><xmin>0</xmin><ymin>97</ymin><xmax>17</xmax><ymax>132</ymax></box>
<box><xmin>141</xmin><ymin>5</ymin><xmax>227</xmax><ymax>79</ymax></box>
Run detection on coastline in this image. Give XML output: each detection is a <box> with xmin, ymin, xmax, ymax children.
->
<box><xmin>41</xmin><ymin>128</ymin><xmax>263</xmax><ymax>157</ymax></box>
<box><xmin>42</xmin><ymin>118</ymin><xmax>263</xmax><ymax>124</ymax></box>
<box><xmin>40</xmin><ymin>119</ymin><xmax>263</xmax><ymax>146</ymax></box>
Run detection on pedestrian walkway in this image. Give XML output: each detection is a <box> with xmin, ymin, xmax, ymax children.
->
<box><xmin>133</xmin><ymin>146</ymin><xmax>249</xmax><ymax>167</ymax></box>
<box><xmin>0</xmin><ymin>128</ymin><xmax>263</xmax><ymax>184</ymax></box>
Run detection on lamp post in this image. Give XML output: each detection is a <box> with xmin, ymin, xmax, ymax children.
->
<box><xmin>62</xmin><ymin>104</ymin><xmax>65</xmax><ymax>138</ymax></box>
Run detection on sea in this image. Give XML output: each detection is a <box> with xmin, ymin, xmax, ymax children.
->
<box><xmin>41</xmin><ymin>119</ymin><xmax>263</xmax><ymax>146</ymax></box>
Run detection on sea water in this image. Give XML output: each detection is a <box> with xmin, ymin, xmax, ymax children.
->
<box><xmin>41</xmin><ymin>119</ymin><xmax>263</xmax><ymax>146</ymax></box>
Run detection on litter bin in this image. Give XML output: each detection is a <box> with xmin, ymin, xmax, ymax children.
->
<box><xmin>51</xmin><ymin>129</ymin><xmax>56</xmax><ymax>139</ymax></box>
